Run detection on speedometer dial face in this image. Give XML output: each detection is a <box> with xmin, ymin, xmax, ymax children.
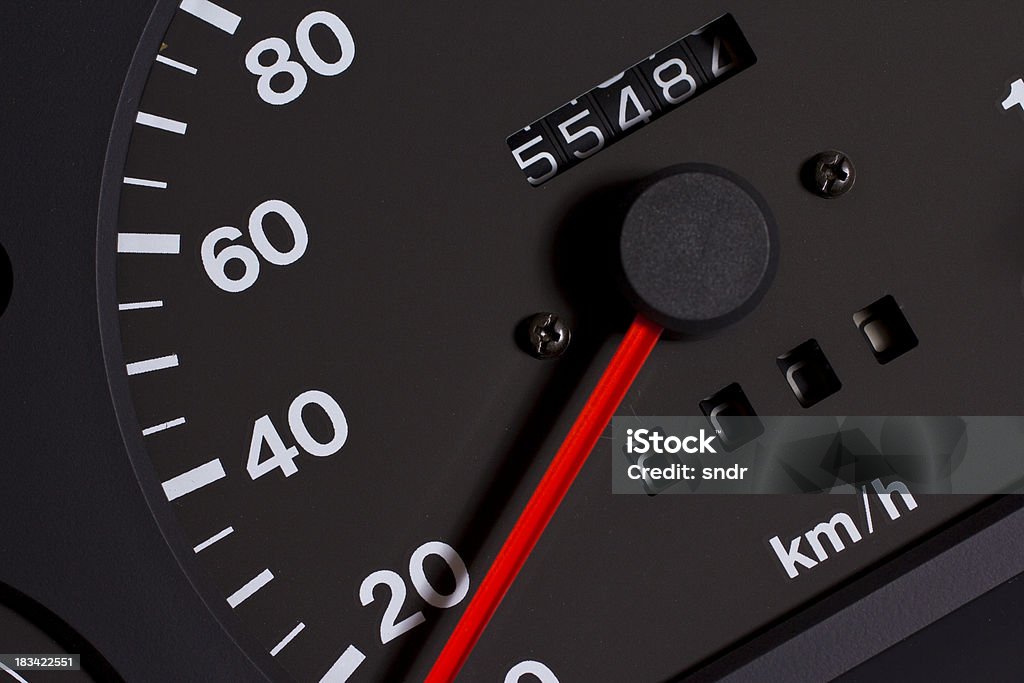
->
<box><xmin>102</xmin><ymin>1</ymin><xmax>1024</xmax><ymax>680</ymax></box>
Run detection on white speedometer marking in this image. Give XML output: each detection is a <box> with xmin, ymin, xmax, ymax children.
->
<box><xmin>156</xmin><ymin>54</ymin><xmax>198</xmax><ymax>75</ymax></box>
<box><xmin>179</xmin><ymin>0</ymin><xmax>241</xmax><ymax>35</ymax></box>
<box><xmin>162</xmin><ymin>459</ymin><xmax>226</xmax><ymax>501</ymax></box>
<box><xmin>270</xmin><ymin>622</ymin><xmax>306</xmax><ymax>656</ymax></box>
<box><xmin>117</xmin><ymin>233</ymin><xmax>181</xmax><ymax>255</ymax></box>
<box><xmin>120</xmin><ymin>300</ymin><xmax>164</xmax><ymax>311</ymax></box>
<box><xmin>136</xmin><ymin>111</ymin><xmax>188</xmax><ymax>135</ymax></box>
<box><xmin>319</xmin><ymin>646</ymin><xmax>366</xmax><ymax>682</ymax></box>
<box><xmin>193</xmin><ymin>525</ymin><xmax>234</xmax><ymax>553</ymax></box>
<box><xmin>123</xmin><ymin>176</ymin><xmax>168</xmax><ymax>189</ymax></box>
<box><xmin>227</xmin><ymin>569</ymin><xmax>274</xmax><ymax>608</ymax></box>
<box><xmin>1003</xmin><ymin>78</ymin><xmax>1024</xmax><ymax>112</ymax></box>
<box><xmin>142</xmin><ymin>416</ymin><xmax>186</xmax><ymax>436</ymax></box>
<box><xmin>126</xmin><ymin>354</ymin><xmax>179</xmax><ymax>376</ymax></box>
<box><xmin>0</xmin><ymin>661</ymin><xmax>29</xmax><ymax>683</ymax></box>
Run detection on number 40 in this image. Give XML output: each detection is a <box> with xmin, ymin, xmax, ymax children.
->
<box><xmin>247</xmin><ymin>390</ymin><xmax>349</xmax><ymax>479</ymax></box>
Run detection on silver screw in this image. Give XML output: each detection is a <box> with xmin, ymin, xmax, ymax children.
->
<box><xmin>810</xmin><ymin>150</ymin><xmax>856</xmax><ymax>198</ymax></box>
<box><xmin>524</xmin><ymin>313</ymin><xmax>571</xmax><ymax>360</ymax></box>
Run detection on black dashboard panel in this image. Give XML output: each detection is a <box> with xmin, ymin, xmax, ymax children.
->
<box><xmin>2</xmin><ymin>2</ymin><xmax>1024</xmax><ymax>681</ymax></box>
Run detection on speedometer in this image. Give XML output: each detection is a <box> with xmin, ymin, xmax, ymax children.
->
<box><xmin>4</xmin><ymin>1</ymin><xmax>1024</xmax><ymax>681</ymax></box>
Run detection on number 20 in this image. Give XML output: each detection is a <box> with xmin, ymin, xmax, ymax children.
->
<box><xmin>359</xmin><ymin>541</ymin><xmax>470</xmax><ymax>644</ymax></box>
<box><xmin>245</xmin><ymin>11</ymin><xmax>356</xmax><ymax>106</ymax></box>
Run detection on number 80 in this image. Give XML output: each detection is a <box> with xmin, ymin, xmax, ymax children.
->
<box><xmin>245</xmin><ymin>11</ymin><xmax>356</xmax><ymax>106</ymax></box>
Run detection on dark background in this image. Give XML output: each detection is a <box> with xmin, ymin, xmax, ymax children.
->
<box><xmin>1</xmin><ymin>2</ymin><xmax>1023</xmax><ymax>681</ymax></box>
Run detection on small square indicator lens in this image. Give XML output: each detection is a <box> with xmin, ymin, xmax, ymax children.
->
<box><xmin>777</xmin><ymin>339</ymin><xmax>842</xmax><ymax>408</ymax></box>
<box><xmin>853</xmin><ymin>295</ymin><xmax>919</xmax><ymax>364</ymax></box>
<box><xmin>699</xmin><ymin>382</ymin><xmax>764</xmax><ymax>450</ymax></box>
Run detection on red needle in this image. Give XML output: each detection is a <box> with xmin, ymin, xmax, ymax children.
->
<box><xmin>426</xmin><ymin>313</ymin><xmax>663</xmax><ymax>683</ymax></box>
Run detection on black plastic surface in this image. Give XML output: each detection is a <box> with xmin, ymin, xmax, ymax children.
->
<box><xmin>619</xmin><ymin>165</ymin><xmax>777</xmax><ymax>335</ymax></box>
<box><xmin>841</xmin><ymin>572</ymin><xmax>1024</xmax><ymax>682</ymax></box>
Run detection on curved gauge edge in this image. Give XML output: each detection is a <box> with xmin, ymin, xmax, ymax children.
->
<box><xmin>94</xmin><ymin>1</ymin><xmax>279</xmax><ymax>680</ymax></box>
